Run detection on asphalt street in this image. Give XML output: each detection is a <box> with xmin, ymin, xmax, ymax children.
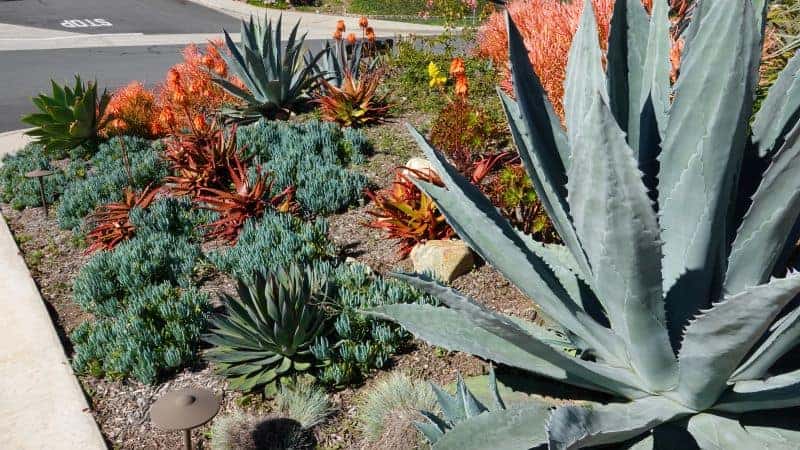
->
<box><xmin>0</xmin><ymin>39</ymin><xmax>328</xmax><ymax>132</ymax></box>
<box><xmin>0</xmin><ymin>0</ymin><xmax>240</xmax><ymax>34</ymax></box>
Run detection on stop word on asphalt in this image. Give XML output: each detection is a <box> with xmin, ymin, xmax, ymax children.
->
<box><xmin>60</xmin><ymin>19</ymin><xmax>113</xmax><ymax>29</ymax></box>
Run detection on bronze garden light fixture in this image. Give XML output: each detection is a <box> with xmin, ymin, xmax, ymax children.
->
<box><xmin>24</xmin><ymin>169</ymin><xmax>54</xmax><ymax>217</ymax></box>
<box><xmin>150</xmin><ymin>388</ymin><xmax>220</xmax><ymax>450</ymax></box>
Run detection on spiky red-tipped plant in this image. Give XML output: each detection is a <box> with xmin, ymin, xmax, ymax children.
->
<box><xmin>197</xmin><ymin>157</ymin><xmax>297</xmax><ymax>243</ymax></box>
<box><xmin>84</xmin><ymin>185</ymin><xmax>161</xmax><ymax>254</ymax></box>
<box><xmin>316</xmin><ymin>70</ymin><xmax>391</xmax><ymax>128</ymax></box>
<box><xmin>164</xmin><ymin>122</ymin><xmax>241</xmax><ymax>197</ymax></box>
<box><xmin>365</xmin><ymin>168</ymin><xmax>454</xmax><ymax>258</ymax></box>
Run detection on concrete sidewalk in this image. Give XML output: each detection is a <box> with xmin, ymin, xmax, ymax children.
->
<box><xmin>0</xmin><ymin>130</ymin><xmax>106</xmax><ymax>449</ymax></box>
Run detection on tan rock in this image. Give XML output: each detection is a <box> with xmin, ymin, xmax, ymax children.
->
<box><xmin>402</xmin><ymin>157</ymin><xmax>438</xmax><ymax>178</ymax></box>
<box><xmin>410</xmin><ymin>239</ymin><xmax>474</xmax><ymax>282</ymax></box>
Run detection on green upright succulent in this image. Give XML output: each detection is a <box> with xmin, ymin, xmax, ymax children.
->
<box><xmin>22</xmin><ymin>76</ymin><xmax>110</xmax><ymax>158</ymax></box>
<box><xmin>204</xmin><ymin>264</ymin><xmax>331</xmax><ymax>392</ymax></box>
<box><xmin>213</xmin><ymin>15</ymin><xmax>326</xmax><ymax>122</ymax></box>
<box><xmin>372</xmin><ymin>0</ymin><xmax>800</xmax><ymax>448</ymax></box>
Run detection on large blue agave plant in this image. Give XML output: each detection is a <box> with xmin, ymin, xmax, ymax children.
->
<box><xmin>371</xmin><ymin>0</ymin><xmax>800</xmax><ymax>448</ymax></box>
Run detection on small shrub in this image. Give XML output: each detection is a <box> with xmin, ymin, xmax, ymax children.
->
<box><xmin>275</xmin><ymin>377</ymin><xmax>334</xmax><ymax>428</ymax></box>
<box><xmin>71</xmin><ymin>230</ymin><xmax>206</xmax><ymax>383</ymax></box>
<box><xmin>71</xmin><ymin>283</ymin><xmax>209</xmax><ymax>384</ymax></box>
<box><xmin>312</xmin><ymin>262</ymin><xmax>437</xmax><ymax>386</ymax></box>
<box><xmin>210</xmin><ymin>411</ymin><xmax>315</xmax><ymax>450</ymax></box>
<box><xmin>486</xmin><ymin>164</ymin><xmax>557</xmax><ymax>240</ymax></box>
<box><xmin>57</xmin><ymin>136</ymin><xmax>167</xmax><ymax>230</ymax></box>
<box><xmin>0</xmin><ymin>144</ymin><xmax>79</xmax><ymax>210</ymax></box>
<box><xmin>103</xmin><ymin>81</ymin><xmax>162</xmax><ymax>139</ymax></box>
<box><xmin>209</xmin><ymin>214</ymin><xmax>336</xmax><ymax>282</ymax></box>
<box><xmin>356</xmin><ymin>372</ymin><xmax>438</xmax><ymax>446</ymax></box>
<box><xmin>429</xmin><ymin>98</ymin><xmax>500</xmax><ymax>171</ymax></box>
<box><xmin>236</xmin><ymin>120</ymin><xmax>369</xmax><ymax>215</ymax></box>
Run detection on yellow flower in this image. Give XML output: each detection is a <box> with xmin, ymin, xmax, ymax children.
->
<box><xmin>427</xmin><ymin>62</ymin><xmax>447</xmax><ymax>88</ymax></box>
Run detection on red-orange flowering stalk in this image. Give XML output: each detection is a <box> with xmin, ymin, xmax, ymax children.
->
<box><xmin>154</xmin><ymin>41</ymin><xmax>242</xmax><ymax>134</ymax></box>
<box><xmin>103</xmin><ymin>81</ymin><xmax>162</xmax><ymax>139</ymax></box>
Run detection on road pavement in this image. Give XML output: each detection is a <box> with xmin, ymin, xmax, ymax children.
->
<box><xmin>0</xmin><ymin>40</ymin><xmax>327</xmax><ymax>132</ymax></box>
<box><xmin>0</xmin><ymin>0</ymin><xmax>240</xmax><ymax>34</ymax></box>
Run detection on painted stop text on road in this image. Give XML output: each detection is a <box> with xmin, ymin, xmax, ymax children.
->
<box><xmin>60</xmin><ymin>19</ymin><xmax>113</xmax><ymax>29</ymax></box>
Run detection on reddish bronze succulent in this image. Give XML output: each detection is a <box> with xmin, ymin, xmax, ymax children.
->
<box><xmin>85</xmin><ymin>185</ymin><xmax>161</xmax><ymax>254</ymax></box>
<box><xmin>365</xmin><ymin>168</ymin><xmax>454</xmax><ymax>258</ymax></box>
<box><xmin>164</xmin><ymin>123</ymin><xmax>241</xmax><ymax>198</ymax></box>
<box><xmin>196</xmin><ymin>157</ymin><xmax>297</xmax><ymax>243</ymax></box>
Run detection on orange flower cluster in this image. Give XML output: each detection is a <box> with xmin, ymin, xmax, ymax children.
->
<box><xmin>153</xmin><ymin>41</ymin><xmax>241</xmax><ymax>135</ymax></box>
<box><xmin>333</xmin><ymin>17</ymin><xmax>376</xmax><ymax>43</ymax></box>
<box><xmin>476</xmin><ymin>0</ymin><xmax>615</xmax><ymax>119</ymax></box>
<box><xmin>449</xmin><ymin>57</ymin><xmax>468</xmax><ymax>98</ymax></box>
<box><xmin>103</xmin><ymin>81</ymin><xmax>162</xmax><ymax>139</ymax></box>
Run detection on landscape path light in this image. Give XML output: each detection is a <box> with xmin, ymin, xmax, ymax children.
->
<box><xmin>150</xmin><ymin>387</ymin><xmax>220</xmax><ymax>450</ymax></box>
<box><xmin>24</xmin><ymin>169</ymin><xmax>54</xmax><ymax>217</ymax></box>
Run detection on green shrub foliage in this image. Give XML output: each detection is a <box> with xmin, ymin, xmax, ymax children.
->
<box><xmin>209</xmin><ymin>214</ymin><xmax>336</xmax><ymax>282</ymax></box>
<box><xmin>71</xmin><ymin>230</ymin><xmax>207</xmax><ymax>384</ymax></box>
<box><xmin>236</xmin><ymin>120</ymin><xmax>369</xmax><ymax>215</ymax></box>
<box><xmin>129</xmin><ymin>196</ymin><xmax>216</xmax><ymax>243</ymax></box>
<box><xmin>0</xmin><ymin>144</ymin><xmax>88</xmax><ymax>210</ymax></box>
<box><xmin>311</xmin><ymin>263</ymin><xmax>436</xmax><ymax>387</ymax></box>
<box><xmin>71</xmin><ymin>283</ymin><xmax>208</xmax><ymax>384</ymax></box>
<box><xmin>57</xmin><ymin>136</ymin><xmax>167</xmax><ymax>230</ymax></box>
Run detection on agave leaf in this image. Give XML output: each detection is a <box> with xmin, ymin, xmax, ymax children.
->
<box><xmin>370</xmin><ymin>303</ymin><xmax>646</xmax><ymax>399</ymax></box>
<box><xmin>676</xmin><ymin>272</ymin><xmax>800</xmax><ymax>410</ymax></box>
<box><xmin>731</xmin><ymin>303</ymin><xmax>800</xmax><ymax>381</ymax></box>
<box><xmin>220</xmin><ymin>28</ymin><xmax>259</xmax><ymax>93</ymax></box>
<box><xmin>724</xmin><ymin>121</ymin><xmax>800</xmax><ymax>295</ymax></box>
<box><xmin>487</xmin><ymin>367</ymin><xmax>506</xmax><ymax>411</ymax></box>
<box><xmin>687</xmin><ymin>413</ymin><xmax>797</xmax><ymax>450</ymax></box>
<box><xmin>751</xmin><ymin>50</ymin><xmax>800</xmax><ymax>159</ymax></box>
<box><xmin>416</xmin><ymin>414</ymin><xmax>446</xmax><ymax>444</ymax></box>
<box><xmin>564</xmin><ymin>0</ymin><xmax>609</xmax><ymax>145</ymax></box>
<box><xmin>714</xmin><ymin>368</ymin><xmax>800</xmax><ymax>413</ymax></box>
<box><xmin>638</xmin><ymin>0</ymin><xmax>670</xmax><ymax>149</ymax></box>
<box><xmin>505</xmin><ymin>13</ymin><xmax>571</xmax><ymax>169</ymax></box>
<box><xmin>432</xmin><ymin>401</ymin><xmax>551</xmax><ymax>450</ymax></box>
<box><xmin>546</xmin><ymin>396</ymin><xmax>691</xmax><ymax>450</ymax></box>
<box><xmin>566</xmin><ymin>93</ymin><xmax>675</xmax><ymax>391</ymax></box>
<box><xmin>499</xmin><ymin>92</ymin><xmax>590</xmax><ymax>280</ymax></box>
<box><xmin>605</xmin><ymin>0</ymin><xmax>650</xmax><ymax>149</ymax></box>
<box><xmin>658</xmin><ymin>0</ymin><xmax>760</xmax><ymax>338</ymax></box>
<box><xmin>405</xmin><ymin>125</ymin><xmax>626</xmax><ymax>363</ymax></box>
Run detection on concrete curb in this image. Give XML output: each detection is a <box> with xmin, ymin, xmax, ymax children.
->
<box><xmin>0</xmin><ymin>129</ymin><xmax>33</xmax><ymax>158</ymax></box>
<box><xmin>0</xmin><ymin>130</ymin><xmax>107</xmax><ymax>449</ymax></box>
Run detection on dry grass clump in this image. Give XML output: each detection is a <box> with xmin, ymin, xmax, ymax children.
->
<box><xmin>210</xmin><ymin>411</ymin><xmax>316</xmax><ymax>450</ymax></box>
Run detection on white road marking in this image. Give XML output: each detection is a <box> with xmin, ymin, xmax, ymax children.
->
<box><xmin>60</xmin><ymin>18</ymin><xmax>113</xmax><ymax>28</ymax></box>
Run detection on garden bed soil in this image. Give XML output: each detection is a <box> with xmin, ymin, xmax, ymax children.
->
<box><xmin>0</xmin><ymin>118</ymin><xmax>542</xmax><ymax>449</ymax></box>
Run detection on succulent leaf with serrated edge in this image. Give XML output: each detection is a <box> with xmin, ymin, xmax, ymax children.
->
<box><xmin>370</xmin><ymin>0</ymin><xmax>800</xmax><ymax>448</ymax></box>
<box><xmin>213</xmin><ymin>14</ymin><xmax>326</xmax><ymax>122</ymax></box>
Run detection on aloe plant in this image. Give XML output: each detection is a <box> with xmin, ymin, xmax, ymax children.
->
<box><xmin>22</xmin><ymin>76</ymin><xmax>110</xmax><ymax>157</ymax></box>
<box><xmin>371</xmin><ymin>0</ymin><xmax>800</xmax><ymax>448</ymax></box>
<box><xmin>213</xmin><ymin>15</ymin><xmax>325</xmax><ymax>122</ymax></box>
